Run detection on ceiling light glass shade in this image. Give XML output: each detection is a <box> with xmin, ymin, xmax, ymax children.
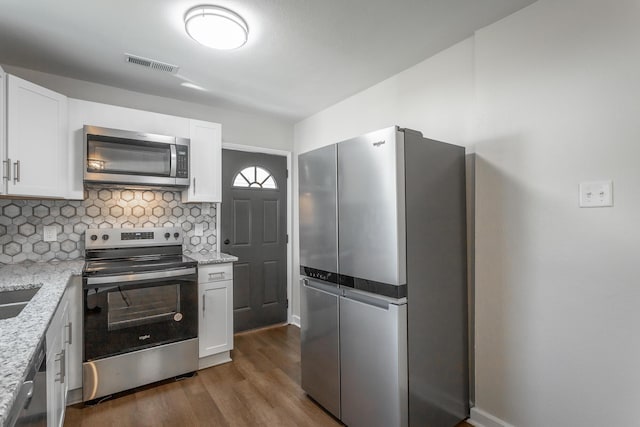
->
<box><xmin>180</xmin><ymin>82</ymin><xmax>207</xmax><ymax>91</ymax></box>
<box><xmin>184</xmin><ymin>5</ymin><xmax>248</xmax><ymax>50</ymax></box>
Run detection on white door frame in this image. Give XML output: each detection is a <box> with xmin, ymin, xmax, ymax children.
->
<box><xmin>219</xmin><ymin>142</ymin><xmax>293</xmax><ymax>325</ymax></box>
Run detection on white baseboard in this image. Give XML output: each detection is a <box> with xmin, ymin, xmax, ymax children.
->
<box><xmin>198</xmin><ymin>351</ymin><xmax>232</xmax><ymax>370</ymax></box>
<box><xmin>291</xmin><ymin>315</ymin><xmax>301</xmax><ymax>328</ymax></box>
<box><xmin>469</xmin><ymin>407</ymin><xmax>515</xmax><ymax>427</ymax></box>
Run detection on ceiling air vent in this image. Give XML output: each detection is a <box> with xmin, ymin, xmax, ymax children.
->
<box><xmin>124</xmin><ymin>54</ymin><xmax>179</xmax><ymax>74</ymax></box>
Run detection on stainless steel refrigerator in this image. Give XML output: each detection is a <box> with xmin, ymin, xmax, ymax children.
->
<box><xmin>299</xmin><ymin>126</ymin><xmax>469</xmax><ymax>427</ymax></box>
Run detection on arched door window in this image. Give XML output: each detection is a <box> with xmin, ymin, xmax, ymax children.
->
<box><xmin>233</xmin><ymin>166</ymin><xmax>278</xmax><ymax>189</ymax></box>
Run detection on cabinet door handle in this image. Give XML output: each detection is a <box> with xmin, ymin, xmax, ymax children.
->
<box><xmin>13</xmin><ymin>160</ymin><xmax>20</xmax><ymax>184</ymax></box>
<box><xmin>202</xmin><ymin>294</ymin><xmax>206</xmax><ymax>312</ymax></box>
<box><xmin>2</xmin><ymin>158</ymin><xmax>10</xmax><ymax>181</ymax></box>
<box><xmin>209</xmin><ymin>272</ymin><xmax>225</xmax><ymax>280</ymax></box>
<box><xmin>193</xmin><ymin>177</ymin><xmax>196</xmax><ymax>194</ymax></box>
<box><xmin>55</xmin><ymin>349</ymin><xmax>66</xmax><ymax>383</ymax></box>
<box><xmin>61</xmin><ymin>349</ymin><xmax>66</xmax><ymax>384</ymax></box>
<box><xmin>66</xmin><ymin>322</ymin><xmax>72</xmax><ymax>345</ymax></box>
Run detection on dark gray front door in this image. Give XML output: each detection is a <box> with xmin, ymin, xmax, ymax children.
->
<box><xmin>221</xmin><ymin>149</ymin><xmax>287</xmax><ymax>332</ymax></box>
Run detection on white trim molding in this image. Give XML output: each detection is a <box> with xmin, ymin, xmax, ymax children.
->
<box><xmin>469</xmin><ymin>407</ymin><xmax>515</xmax><ymax>427</ymax></box>
<box><xmin>221</xmin><ymin>142</ymin><xmax>294</xmax><ymax>325</ymax></box>
<box><xmin>291</xmin><ymin>315</ymin><xmax>301</xmax><ymax>328</ymax></box>
<box><xmin>198</xmin><ymin>351</ymin><xmax>232</xmax><ymax>370</ymax></box>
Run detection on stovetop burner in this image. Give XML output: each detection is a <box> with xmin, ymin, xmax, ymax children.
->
<box><xmin>82</xmin><ymin>226</ymin><xmax>196</xmax><ymax>277</ymax></box>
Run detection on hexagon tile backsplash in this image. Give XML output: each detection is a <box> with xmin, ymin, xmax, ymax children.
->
<box><xmin>0</xmin><ymin>188</ymin><xmax>216</xmax><ymax>264</ymax></box>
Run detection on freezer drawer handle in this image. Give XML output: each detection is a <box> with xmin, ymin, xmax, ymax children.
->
<box><xmin>343</xmin><ymin>291</ymin><xmax>390</xmax><ymax>310</ymax></box>
<box><xmin>302</xmin><ymin>278</ymin><xmax>341</xmax><ymax>296</ymax></box>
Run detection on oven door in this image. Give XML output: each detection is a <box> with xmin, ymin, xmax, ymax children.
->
<box><xmin>83</xmin><ymin>268</ymin><xmax>198</xmax><ymax>361</ymax></box>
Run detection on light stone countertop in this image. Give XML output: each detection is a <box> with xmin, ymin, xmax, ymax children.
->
<box><xmin>184</xmin><ymin>251</ymin><xmax>238</xmax><ymax>265</ymax></box>
<box><xmin>0</xmin><ymin>260</ymin><xmax>84</xmax><ymax>427</ymax></box>
<box><xmin>0</xmin><ymin>253</ymin><xmax>235</xmax><ymax>424</ymax></box>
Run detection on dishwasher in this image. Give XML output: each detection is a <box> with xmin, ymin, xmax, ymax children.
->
<box><xmin>6</xmin><ymin>338</ymin><xmax>47</xmax><ymax>427</ymax></box>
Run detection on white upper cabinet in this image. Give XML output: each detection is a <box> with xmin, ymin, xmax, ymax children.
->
<box><xmin>2</xmin><ymin>75</ymin><xmax>222</xmax><ymax>200</ymax></box>
<box><xmin>5</xmin><ymin>75</ymin><xmax>68</xmax><ymax>198</ymax></box>
<box><xmin>67</xmin><ymin>99</ymin><xmax>191</xmax><ymax>199</ymax></box>
<box><xmin>182</xmin><ymin>119</ymin><xmax>222</xmax><ymax>203</ymax></box>
<box><xmin>0</xmin><ymin>67</ymin><xmax>5</xmax><ymax>195</ymax></box>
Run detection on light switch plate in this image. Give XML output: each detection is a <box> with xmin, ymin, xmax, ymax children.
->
<box><xmin>580</xmin><ymin>180</ymin><xmax>613</xmax><ymax>207</ymax></box>
<box><xmin>194</xmin><ymin>223</ymin><xmax>204</xmax><ymax>236</ymax></box>
<box><xmin>43</xmin><ymin>225</ymin><xmax>57</xmax><ymax>242</ymax></box>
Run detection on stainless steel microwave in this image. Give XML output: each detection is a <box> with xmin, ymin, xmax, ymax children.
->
<box><xmin>83</xmin><ymin>125</ymin><xmax>190</xmax><ymax>187</ymax></box>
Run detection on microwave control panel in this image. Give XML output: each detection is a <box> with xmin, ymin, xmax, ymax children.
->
<box><xmin>176</xmin><ymin>147</ymin><xmax>189</xmax><ymax>178</ymax></box>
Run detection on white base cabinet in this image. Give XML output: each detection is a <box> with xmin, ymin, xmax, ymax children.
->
<box><xmin>46</xmin><ymin>293</ymin><xmax>69</xmax><ymax>427</ymax></box>
<box><xmin>66</xmin><ymin>276</ymin><xmax>83</xmax><ymax>394</ymax></box>
<box><xmin>46</xmin><ymin>277</ymin><xmax>81</xmax><ymax>426</ymax></box>
<box><xmin>198</xmin><ymin>263</ymin><xmax>233</xmax><ymax>366</ymax></box>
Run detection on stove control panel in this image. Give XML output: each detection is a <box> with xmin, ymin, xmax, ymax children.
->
<box><xmin>85</xmin><ymin>227</ymin><xmax>183</xmax><ymax>248</ymax></box>
<box><xmin>121</xmin><ymin>231</ymin><xmax>154</xmax><ymax>240</ymax></box>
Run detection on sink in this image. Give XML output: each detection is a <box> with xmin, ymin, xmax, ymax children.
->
<box><xmin>0</xmin><ymin>303</ymin><xmax>29</xmax><ymax>319</ymax></box>
<box><xmin>0</xmin><ymin>287</ymin><xmax>41</xmax><ymax>304</ymax></box>
<box><xmin>0</xmin><ymin>287</ymin><xmax>41</xmax><ymax>319</ymax></box>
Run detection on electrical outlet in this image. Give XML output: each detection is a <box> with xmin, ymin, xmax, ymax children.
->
<box><xmin>195</xmin><ymin>223</ymin><xmax>204</xmax><ymax>236</ymax></box>
<box><xmin>202</xmin><ymin>204</ymin><xmax>210</xmax><ymax>215</ymax></box>
<box><xmin>580</xmin><ymin>180</ymin><xmax>613</xmax><ymax>207</ymax></box>
<box><xmin>43</xmin><ymin>225</ymin><xmax>57</xmax><ymax>242</ymax></box>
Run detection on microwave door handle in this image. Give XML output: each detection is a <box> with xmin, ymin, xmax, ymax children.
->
<box><xmin>170</xmin><ymin>144</ymin><xmax>177</xmax><ymax>178</ymax></box>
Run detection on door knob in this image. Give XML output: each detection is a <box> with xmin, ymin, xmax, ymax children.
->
<box><xmin>224</xmin><ymin>239</ymin><xmax>230</xmax><ymax>244</ymax></box>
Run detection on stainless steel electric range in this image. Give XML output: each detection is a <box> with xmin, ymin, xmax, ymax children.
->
<box><xmin>82</xmin><ymin>226</ymin><xmax>198</xmax><ymax>402</ymax></box>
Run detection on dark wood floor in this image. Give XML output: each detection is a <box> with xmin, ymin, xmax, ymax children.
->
<box><xmin>65</xmin><ymin>325</ymin><xmax>472</xmax><ymax>427</ymax></box>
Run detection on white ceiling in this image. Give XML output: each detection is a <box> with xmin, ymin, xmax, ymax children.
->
<box><xmin>0</xmin><ymin>0</ymin><xmax>536</xmax><ymax>121</ymax></box>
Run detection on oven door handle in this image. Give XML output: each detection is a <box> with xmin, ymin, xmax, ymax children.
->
<box><xmin>85</xmin><ymin>267</ymin><xmax>197</xmax><ymax>285</ymax></box>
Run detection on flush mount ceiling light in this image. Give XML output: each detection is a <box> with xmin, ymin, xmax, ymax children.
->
<box><xmin>184</xmin><ymin>5</ymin><xmax>249</xmax><ymax>50</ymax></box>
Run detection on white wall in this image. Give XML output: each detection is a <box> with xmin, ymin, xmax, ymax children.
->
<box><xmin>472</xmin><ymin>0</ymin><xmax>640</xmax><ymax>425</ymax></box>
<box><xmin>294</xmin><ymin>0</ymin><xmax>640</xmax><ymax>425</ymax></box>
<box><xmin>294</xmin><ymin>38</ymin><xmax>475</xmax><ymax>154</ymax></box>
<box><xmin>292</xmin><ymin>38</ymin><xmax>476</xmax><ymax>326</ymax></box>
<box><xmin>3</xmin><ymin>65</ymin><xmax>293</xmax><ymax>151</ymax></box>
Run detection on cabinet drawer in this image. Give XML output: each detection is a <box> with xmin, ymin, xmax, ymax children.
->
<box><xmin>198</xmin><ymin>263</ymin><xmax>233</xmax><ymax>283</ymax></box>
